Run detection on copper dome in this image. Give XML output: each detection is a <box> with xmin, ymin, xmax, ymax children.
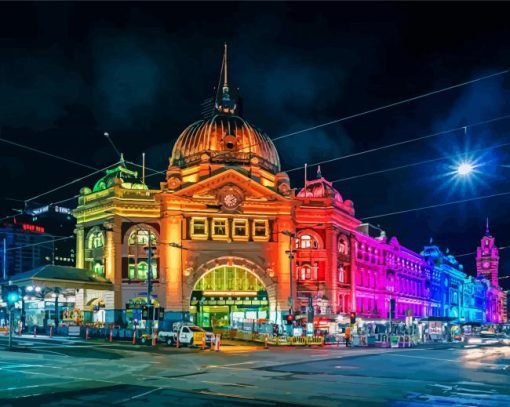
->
<box><xmin>170</xmin><ymin>113</ymin><xmax>281</xmax><ymax>173</ymax></box>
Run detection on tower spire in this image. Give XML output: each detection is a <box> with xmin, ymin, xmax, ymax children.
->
<box><xmin>223</xmin><ymin>42</ymin><xmax>228</xmax><ymax>89</ymax></box>
<box><xmin>486</xmin><ymin>217</ymin><xmax>491</xmax><ymax>236</ymax></box>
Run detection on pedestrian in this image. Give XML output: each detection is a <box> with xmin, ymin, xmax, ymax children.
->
<box><xmin>345</xmin><ymin>326</ymin><xmax>351</xmax><ymax>348</ymax></box>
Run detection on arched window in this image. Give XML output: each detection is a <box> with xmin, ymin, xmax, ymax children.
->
<box><xmin>296</xmin><ymin>234</ymin><xmax>318</xmax><ymax>249</ymax></box>
<box><xmin>127</xmin><ymin>259</ymin><xmax>158</xmax><ymax>280</ymax></box>
<box><xmin>128</xmin><ymin>229</ymin><xmax>157</xmax><ymax>246</ymax></box>
<box><xmin>87</xmin><ymin>229</ymin><xmax>104</xmax><ymax>249</ymax></box>
<box><xmin>93</xmin><ymin>261</ymin><xmax>104</xmax><ymax>276</ymax></box>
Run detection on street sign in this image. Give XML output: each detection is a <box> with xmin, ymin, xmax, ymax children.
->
<box><xmin>288</xmin><ymin>296</ymin><xmax>293</xmax><ymax>306</ymax></box>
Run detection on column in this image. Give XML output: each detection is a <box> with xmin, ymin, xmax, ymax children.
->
<box><xmin>350</xmin><ymin>236</ymin><xmax>357</xmax><ymax>312</ymax></box>
<box><xmin>161</xmin><ymin>213</ymin><xmax>183</xmax><ymax>319</ymax></box>
<box><xmin>276</xmin><ymin>216</ymin><xmax>294</xmax><ymax>316</ymax></box>
<box><xmin>324</xmin><ymin>226</ymin><xmax>338</xmax><ymax>313</ymax></box>
<box><xmin>75</xmin><ymin>226</ymin><xmax>84</xmax><ymax>269</ymax></box>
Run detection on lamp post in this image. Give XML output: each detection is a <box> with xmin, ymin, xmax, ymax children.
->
<box><xmin>281</xmin><ymin>230</ymin><xmax>296</xmax><ymax>316</ymax></box>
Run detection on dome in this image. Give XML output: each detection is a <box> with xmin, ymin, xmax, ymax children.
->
<box><xmin>297</xmin><ymin>166</ymin><xmax>343</xmax><ymax>202</ymax></box>
<box><xmin>170</xmin><ymin>114</ymin><xmax>280</xmax><ymax>174</ymax></box>
<box><xmin>169</xmin><ymin>44</ymin><xmax>280</xmax><ymax>174</ymax></box>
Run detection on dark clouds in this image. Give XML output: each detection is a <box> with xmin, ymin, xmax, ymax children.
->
<box><xmin>2</xmin><ymin>2</ymin><xmax>510</xmax><ymax>286</ymax></box>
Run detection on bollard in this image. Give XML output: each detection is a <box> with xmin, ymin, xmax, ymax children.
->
<box><xmin>202</xmin><ymin>335</ymin><xmax>206</xmax><ymax>350</ymax></box>
<box><xmin>152</xmin><ymin>328</ymin><xmax>157</xmax><ymax>347</ymax></box>
<box><xmin>320</xmin><ymin>336</ymin><xmax>324</xmax><ymax>347</ymax></box>
<box><xmin>210</xmin><ymin>335</ymin><xmax>214</xmax><ymax>351</ymax></box>
<box><xmin>215</xmin><ymin>334</ymin><xmax>221</xmax><ymax>352</ymax></box>
<box><xmin>18</xmin><ymin>324</ymin><xmax>22</xmax><ymax>336</ymax></box>
<box><xmin>49</xmin><ymin>326</ymin><xmax>53</xmax><ymax>338</ymax></box>
<box><xmin>264</xmin><ymin>334</ymin><xmax>268</xmax><ymax>350</ymax></box>
<box><xmin>176</xmin><ymin>336</ymin><xmax>180</xmax><ymax>349</ymax></box>
<box><xmin>85</xmin><ymin>327</ymin><xmax>90</xmax><ymax>340</ymax></box>
<box><xmin>33</xmin><ymin>326</ymin><xmax>37</xmax><ymax>338</ymax></box>
<box><xmin>132</xmin><ymin>330</ymin><xmax>136</xmax><ymax>345</ymax></box>
<box><xmin>109</xmin><ymin>328</ymin><xmax>113</xmax><ymax>343</ymax></box>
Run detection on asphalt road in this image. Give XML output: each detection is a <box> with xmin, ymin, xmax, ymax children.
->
<box><xmin>0</xmin><ymin>335</ymin><xmax>509</xmax><ymax>406</ymax></box>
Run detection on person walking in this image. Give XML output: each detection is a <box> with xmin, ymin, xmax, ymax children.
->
<box><xmin>345</xmin><ymin>326</ymin><xmax>351</xmax><ymax>348</ymax></box>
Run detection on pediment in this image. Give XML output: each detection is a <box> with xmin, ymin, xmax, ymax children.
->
<box><xmin>172</xmin><ymin>168</ymin><xmax>289</xmax><ymax>203</ymax></box>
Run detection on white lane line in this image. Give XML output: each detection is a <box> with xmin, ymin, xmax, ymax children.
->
<box><xmin>202</xmin><ymin>380</ymin><xmax>257</xmax><ymax>388</ymax></box>
<box><xmin>0</xmin><ymin>367</ymin><xmax>119</xmax><ymax>384</ymax></box>
<box><xmin>3</xmin><ymin>381</ymin><xmax>76</xmax><ymax>392</ymax></box>
<box><xmin>116</xmin><ymin>387</ymin><xmax>162</xmax><ymax>404</ymax></box>
<box><xmin>386</xmin><ymin>353</ymin><xmax>504</xmax><ymax>367</ymax></box>
<box><xmin>198</xmin><ymin>390</ymin><xmax>252</xmax><ymax>400</ymax></box>
<box><xmin>222</xmin><ymin>361</ymin><xmax>256</xmax><ymax>367</ymax></box>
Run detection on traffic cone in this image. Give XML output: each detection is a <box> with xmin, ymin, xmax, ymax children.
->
<box><xmin>215</xmin><ymin>334</ymin><xmax>221</xmax><ymax>352</ymax></box>
<box><xmin>109</xmin><ymin>328</ymin><xmax>113</xmax><ymax>343</ymax></box>
<box><xmin>210</xmin><ymin>335</ymin><xmax>214</xmax><ymax>351</ymax></box>
<box><xmin>49</xmin><ymin>326</ymin><xmax>53</xmax><ymax>338</ymax></box>
<box><xmin>132</xmin><ymin>330</ymin><xmax>136</xmax><ymax>345</ymax></box>
<box><xmin>33</xmin><ymin>326</ymin><xmax>37</xmax><ymax>338</ymax></box>
<box><xmin>264</xmin><ymin>334</ymin><xmax>268</xmax><ymax>349</ymax></box>
<box><xmin>202</xmin><ymin>335</ymin><xmax>206</xmax><ymax>350</ymax></box>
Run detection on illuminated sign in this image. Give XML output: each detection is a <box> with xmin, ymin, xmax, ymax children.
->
<box><xmin>21</xmin><ymin>223</ymin><xmax>45</xmax><ymax>233</ymax></box>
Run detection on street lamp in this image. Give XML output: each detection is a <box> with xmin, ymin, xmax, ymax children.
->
<box><xmin>456</xmin><ymin>162</ymin><xmax>475</xmax><ymax>176</ymax></box>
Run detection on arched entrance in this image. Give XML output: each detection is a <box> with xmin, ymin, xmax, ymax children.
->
<box><xmin>189</xmin><ymin>265</ymin><xmax>270</xmax><ymax>329</ymax></box>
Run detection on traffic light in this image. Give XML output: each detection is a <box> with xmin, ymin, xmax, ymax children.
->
<box><xmin>349</xmin><ymin>311</ymin><xmax>356</xmax><ymax>324</ymax></box>
<box><xmin>2</xmin><ymin>285</ymin><xmax>20</xmax><ymax>305</ymax></box>
<box><xmin>285</xmin><ymin>313</ymin><xmax>295</xmax><ymax>325</ymax></box>
<box><xmin>389</xmin><ymin>299</ymin><xmax>396</xmax><ymax>319</ymax></box>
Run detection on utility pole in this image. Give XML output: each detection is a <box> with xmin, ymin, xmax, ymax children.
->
<box><xmin>2</xmin><ymin>238</ymin><xmax>6</xmax><ymax>281</ymax></box>
<box><xmin>145</xmin><ymin>228</ymin><xmax>153</xmax><ymax>335</ymax></box>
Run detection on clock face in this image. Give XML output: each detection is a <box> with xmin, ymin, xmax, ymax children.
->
<box><xmin>483</xmin><ymin>261</ymin><xmax>490</xmax><ymax>269</ymax></box>
<box><xmin>223</xmin><ymin>193</ymin><xmax>239</xmax><ymax>209</ymax></box>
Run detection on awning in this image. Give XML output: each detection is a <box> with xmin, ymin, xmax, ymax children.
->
<box><xmin>1</xmin><ymin>265</ymin><xmax>114</xmax><ymax>291</ymax></box>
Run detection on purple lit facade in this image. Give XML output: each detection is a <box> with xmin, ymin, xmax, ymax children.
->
<box><xmin>294</xmin><ymin>169</ymin><xmax>507</xmax><ymax>324</ymax></box>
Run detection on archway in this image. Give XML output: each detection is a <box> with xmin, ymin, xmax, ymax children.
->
<box><xmin>188</xmin><ymin>263</ymin><xmax>272</xmax><ymax>329</ymax></box>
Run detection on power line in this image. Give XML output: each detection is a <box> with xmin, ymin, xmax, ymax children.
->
<box><xmin>273</xmin><ymin>68</ymin><xmax>510</xmax><ymax>143</ymax></box>
<box><xmin>0</xmin><ymin>133</ymin><xmax>98</xmax><ymax>171</ymax></box>
<box><xmin>454</xmin><ymin>245</ymin><xmax>510</xmax><ymax>259</ymax></box>
<box><xmin>25</xmin><ymin>162</ymin><xmax>118</xmax><ymax>203</ymax></box>
<box><xmin>362</xmin><ymin>191</ymin><xmax>510</xmax><ymax>221</ymax></box>
<box><xmin>5</xmin><ymin>235</ymin><xmax>74</xmax><ymax>252</ymax></box>
<box><xmin>285</xmin><ymin>113</ymin><xmax>510</xmax><ymax>174</ymax></box>
<box><xmin>328</xmin><ymin>141</ymin><xmax>510</xmax><ymax>185</ymax></box>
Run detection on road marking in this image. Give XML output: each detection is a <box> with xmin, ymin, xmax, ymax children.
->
<box><xmin>198</xmin><ymin>390</ymin><xmax>253</xmax><ymax>400</ymax></box>
<box><xmin>222</xmin><ymin>361</ymin><xmax>256</xmax><ymax>367</ymax></box>
<box><xmin>3</xmin><ymin>380</ymin><xmax>76</xmax><ymax>392</ymax></box>
<box><xmin>116</xmin><ymin>387</ymin><xmax>162</xmax><ymax>404</ymax></box>
<box><xmin>386</xmin><ymin>353</ymin><xmax>504</xmax><ymax>367</ymax></box>
<box><xmin>202</xmin><ymin>380</ymin><xmax>257</xmax><ymax>388</ymax></box>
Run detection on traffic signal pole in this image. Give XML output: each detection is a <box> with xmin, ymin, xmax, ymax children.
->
<box><xmin>8</xmin><ymin>308</ymin><xmax>13</xmax><ymax>350</ymax></box>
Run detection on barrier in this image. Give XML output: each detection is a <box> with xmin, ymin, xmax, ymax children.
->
<box><xmin>132</xmin><ymin>330</ymin><xmax>136</xmax><ymax>345</ymax></box>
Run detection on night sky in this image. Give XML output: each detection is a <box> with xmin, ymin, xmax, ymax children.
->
<box><xmin>1</xmin><ymin>2</ymin><xmax>510</xmax><ymax>288</ymax></box>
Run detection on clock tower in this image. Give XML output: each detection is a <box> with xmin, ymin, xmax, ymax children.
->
<box><xmin>476</xmin><ymin>219</ymin><xmax>499</xmax><ymax>287</ymax></box>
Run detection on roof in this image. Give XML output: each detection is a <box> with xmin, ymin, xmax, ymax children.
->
<box><xmin>2</xmin><ymin>265</ymin><xmax>113</xmax><ymax>291</ymax></box>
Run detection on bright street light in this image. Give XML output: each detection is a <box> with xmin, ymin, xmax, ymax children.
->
<box><xmin>457</xmin><ymin>162</ymin><xmax>474</xmax><ymax>176</ymax></box>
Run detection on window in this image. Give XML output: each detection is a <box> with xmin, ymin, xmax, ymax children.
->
<box><xmin>212</xmin><ymin>219</ymin><xmax>228</xmax><ymax>238</ymax></box>
<box><xmin>338</xmin><ymin>266</ymin><xmax>345</xmax><ymax>283</ymax></box>
<box><xmin>191</xmin><ymin>218</ymin><xmax>208</xmax><ymax>239</ymax></box>
<box><xmin>299</xmin><ymin>265</ymin><xmax>312</xmax><ymax>281</ymax></box>
<box><xmin>87</xmin><ymin>230</ymin><xmax>104</xmax><ymax>249</ymax></box>
<box><xmin>128</xmin><ymin>230</ymin><xmax>156</xmax><ymax>246</ymax></box>
<box><xmin>253</xmin><ymin>220</ymin><xmax>268</xmax><ymax>240</ymax></box>
<box><xmin>128</xmin><ymin>259</ymin><xmax>158</xmax><ymax>280</ymax></box>
<box><xmin>93</xmin><ymin>261</ymin><xmax>104</xmax><ymax>276</ymax></box>
<box><xmin>296</xmin><ymin>234</ymin><xmax>318</xmax><ymax>249</ymax></box>
<box><xmin>233</xmin><ymin>219</ymin><xmax>248</xmax><ymax>239</ymax></box>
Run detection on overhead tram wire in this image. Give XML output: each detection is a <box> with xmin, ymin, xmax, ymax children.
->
<box><xmin>0</xmin><ymin>132</ymin><xmax>98</xmax><ymax>171</ymax></box>
<box><xmin>362</xmin><ymin>190</ymin><xmax>510</xmax><ymax>221</ymax></box>
<box><xmin>284</xmin><ymin>112</ymin><xmax>510</xmax><ymax>174</ymax></box>
<box><xmin>212</xmin><ymin>68</ymin><xmax>510</xmax><ymax>159</ymax></box>
<box><xmin>5</xmin><ymin>235</ymin><xmax>75</xmax><ymax>253</ymax></box>
<box><xmin>327</xmin><ymin>140</ymin><xmax>510</xmax><ymax>185</ymax></box>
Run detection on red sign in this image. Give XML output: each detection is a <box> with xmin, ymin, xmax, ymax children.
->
<box><xmin>21</xmin><ymin>223</ymin><xmax>45</xmax><ymax>233</ymax></box>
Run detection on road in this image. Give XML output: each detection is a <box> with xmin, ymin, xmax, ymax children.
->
<box><xmin>0</xmin><ymin>335</ymin><xmax>509</xmax><ymax>406</ymax></box>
